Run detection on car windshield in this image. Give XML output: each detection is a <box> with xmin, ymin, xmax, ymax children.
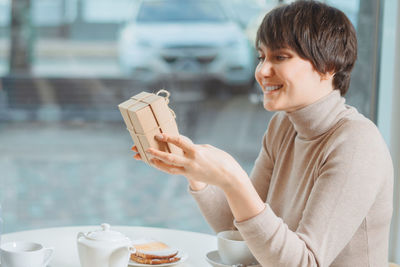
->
<box><xmin>136</xmin><ymin>0</ymin><xmax>229</xmax><ymax>23</ymax></box>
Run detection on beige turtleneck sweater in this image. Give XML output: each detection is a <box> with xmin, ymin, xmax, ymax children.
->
<box><xmin>191</xmin><ymin>90</ymin><xmax>393</xmax><ymax>267</ymax></box>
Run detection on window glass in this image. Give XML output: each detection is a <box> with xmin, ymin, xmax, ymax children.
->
<box><xmin>84</xmin><ymin>0</ymin><xmax>132</xmax><ymax>23</ymax></box>
<box><xmin>0</xmin><ymin>0</ymin><xmax>378</xmax><ymax>234</ymax></box>
<box><xmin>137</xmin><ymin>1</ymin><xmax>228</xmax><ymax>23</ymax></box>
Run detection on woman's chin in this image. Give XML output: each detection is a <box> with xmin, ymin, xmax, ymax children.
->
<box><xmin>263</xmin><ymin>101</ymin><xmax>278</xmax><ymax>112</ymax></box>
<box><xmin>263</xmin><ymin>96</ymin><xmax>278</xmax><ymax>111</ymax></box>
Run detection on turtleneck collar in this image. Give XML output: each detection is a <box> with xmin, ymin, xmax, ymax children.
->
<box><xmin>286</xmin><ymin>90</ymin><xmax>347</xmax><ymax>140</ymax></box>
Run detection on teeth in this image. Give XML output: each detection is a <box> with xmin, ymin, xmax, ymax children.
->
<box><xmin>265</xmin><ymin>85</ymin><xmax>283</xmax><ymax>91</ymax></box>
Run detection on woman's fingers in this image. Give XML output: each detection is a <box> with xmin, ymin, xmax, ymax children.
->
<box><xmin>155</xmin><ymin>134</ymin><xmax>195</xmax><ymax>154</ymax></box>
<box><xmin>131</xmin><ymin>146</ymin><xmax>142</xmax><ymax>160</ymax></box>
<box><xmin>147</xmin><ymin>147</ymin><xmax>189</xmax><ymax>167</ymax></box>
<box><xmin>133</xmin><ymin>134</ymin><xmax>195</xmax><ymax>166</ymax></box>
<box><xmin>150</xmin><ymin>158</ymin><xmax>184</xmax><ymax>175</ymax></box>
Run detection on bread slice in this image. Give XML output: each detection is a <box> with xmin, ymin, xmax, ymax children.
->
<box><xmin>131</xmin><ymin>239</ymin><xmax>179</xmax><ymax>260</ymax></box>
<box><xmin>130</xmin><ymin>254</ymin><xmax>180</xmax><ymax>265</ymax></box>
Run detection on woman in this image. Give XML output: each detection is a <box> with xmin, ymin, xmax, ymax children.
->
<box><xmin>132</xmin><ymin>1</ymin><xmax>393</xmax><ymax>266</ymax></box>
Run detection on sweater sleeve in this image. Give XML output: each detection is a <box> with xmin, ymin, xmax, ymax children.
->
<box><xmin>249</xmin><ymin>124</ymin><xmax>275</xmax><ymax>202</ymax></box>
<box><xmin>189</xmin><ymin>184</ymin><xmax>235</xmax><ymax>233</ymax></box>
<box><xmin>234</xmin><ymin>120</ymin><xmax>393</xmax><ymax>266</ymax></box>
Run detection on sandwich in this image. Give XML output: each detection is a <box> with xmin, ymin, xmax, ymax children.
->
<box><xmin>130</xmin><ymin>239</ymin><xmax>180</xmax><ymax>265</ymax></box>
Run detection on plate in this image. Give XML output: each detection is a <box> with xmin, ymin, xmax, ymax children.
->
<box><xmin>128</xmin><ymin>250</ymin><xmax>188</xmax><ymax>266</ymax></box>
<box><xmin>205</xmin><ymin>250</ymin><xmax>260</xmax><ymax>267</ymax></box>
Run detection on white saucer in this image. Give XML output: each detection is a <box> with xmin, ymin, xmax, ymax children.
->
<box><xmin>128</xmin><ymin>250</ymin><xmax>188</xmax><ymax>266</ymax></box>
<box><xmin>205</xmin><ymin>250</ymin><xmax>260</xmax><ymax>267</ymax></box>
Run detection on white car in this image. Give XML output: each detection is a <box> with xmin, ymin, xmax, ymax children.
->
<box><xmin>118</xmin><ymin>0</ymin><xmax>255</xmax><ymax>89</ymax></box>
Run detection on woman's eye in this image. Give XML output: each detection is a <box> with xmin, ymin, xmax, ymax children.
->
<box><xmin>257</xmin><ymin>56</ymin><xmax>265</xmax><ymax>62</ymax></box>
<box><xmin>275</xmin><ymin>55</ymin><xmax>288</xmax><ymax>61</ymax></box>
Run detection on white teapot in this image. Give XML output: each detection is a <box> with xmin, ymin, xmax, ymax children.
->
<box><xmin>77</xmin><ymin>223</ymin><xmax>131</xmax><ymax>267</ymax></box>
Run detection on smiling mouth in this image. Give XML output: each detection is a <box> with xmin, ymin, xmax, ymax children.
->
<box><xmin>264</xmin><ymin>85</ymin><xmax>283</xmax><ymax>92</ymax></box>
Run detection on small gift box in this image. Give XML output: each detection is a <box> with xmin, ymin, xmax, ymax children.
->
<box><xmin>118</xmin><ymin>90</ymin><xmax>182</xmax><ymax>164</ymax></box>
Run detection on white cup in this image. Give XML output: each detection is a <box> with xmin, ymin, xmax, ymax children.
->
<box><xmin>0</xmin><ymin>241</ymin><xmax>54</xmax><ymax>267</ymax></box>
<box><xmin>217</xmin><ymin>230</ymin><xmax>257</xmax><ymax>265</ymax></box>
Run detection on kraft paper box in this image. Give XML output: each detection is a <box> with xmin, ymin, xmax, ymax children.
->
<box><xmin>118</xmin><ymin>91</ymin><xmax>182</xmax><ymax>164</ymax></box>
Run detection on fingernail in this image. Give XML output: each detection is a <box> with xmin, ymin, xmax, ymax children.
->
<box><xmin>155</xmin><ymin>134</ymin><xmax>163</xmax><ymax>140</ymax></box>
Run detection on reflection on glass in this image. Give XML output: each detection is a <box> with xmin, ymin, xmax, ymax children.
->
<box><xmin>137</xmin><ymin>1</ymin><xmax>228</xmax><ymax>23</ymax></box>
<box><xmin>118</xmin><ymin>0</ymin><xmax>254</xmax><ymax>91</ymax></box>
<box><xmin>0</xmin><ymin>0</ymin><xmax>379</xmax><ymax>235</ymax></box>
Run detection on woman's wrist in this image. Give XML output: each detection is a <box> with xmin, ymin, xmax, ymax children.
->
<box><xmin>222</xmin><ymin>173</ymin><xmax>265</xmax><ymax>222</ymax></box>
<box><xmin>221</xmin><ymin>172</ymin><xmax>248</xmax><ymax>194</ymax></box>
<box><xmin>220</xmin><ymin>167</ymin><xmax>249</xmax><ymax>192</ymax></box>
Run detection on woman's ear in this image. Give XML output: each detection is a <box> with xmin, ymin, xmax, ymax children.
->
<box><xmin>320</xmin><ymin>71</ymin><xmax>335</xmax><ymax>81</ymax></box>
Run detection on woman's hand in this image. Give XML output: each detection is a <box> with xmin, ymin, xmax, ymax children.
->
<box><xmin>131</xmin><ymin>136</ymin><xmax>206</xmax><ymax>191</ymax></box>
<box><xmin>132</xmin><ymin>133</ymin><xmax>265</xmax><ymax>221</ymax></box>
<box><xmin>132</xmin><ymin>133</ymin><xmax>249</xmax><ymax>191</ymax></box>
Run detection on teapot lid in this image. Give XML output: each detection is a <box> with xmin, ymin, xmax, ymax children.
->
<box><xmin>86</xmin><ymin>223</ymin><xmax>128</xmax><ymax>242</ymax></box>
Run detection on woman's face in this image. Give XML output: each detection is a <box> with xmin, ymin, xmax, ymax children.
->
<box><xmin>255</xmin><ymin>43</ymin><xmax>334</xmax><ymax>112</ymax></box>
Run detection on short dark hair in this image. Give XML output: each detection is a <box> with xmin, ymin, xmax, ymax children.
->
<box><xmin>256</xmin><ymin>0</ymin><xmax>357</xmax><ymax>96</ymax></box>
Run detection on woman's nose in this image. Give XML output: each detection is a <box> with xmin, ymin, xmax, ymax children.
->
<box><xmin>256</xmin><ymin>60</ymin><xmax>274</xmax><ymax>77</ymax></box>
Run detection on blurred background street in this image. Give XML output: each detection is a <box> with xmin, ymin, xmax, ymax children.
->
<box><xmin>0</xmin><ymin>0</ymin><xmax>378</xmax><ymax>235</ymax></box>
<box><xmin>0</xmin><ymin>93</ymin><xmax>270</xmax><ymax>234</ymax></box>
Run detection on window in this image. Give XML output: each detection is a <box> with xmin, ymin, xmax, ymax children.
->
<box><xmin>136</xmin><ymin>1</ymin><xmax>229</xmax><ymax>23</ymax></box>
<box><xmin>0</xmin><ymin>0</ymin><xmax>388</xmax><ymax>237</ymax></box>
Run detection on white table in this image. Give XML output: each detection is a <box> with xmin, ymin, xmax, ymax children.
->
<box><xmin>1</xmin><ymin>225</ymin><xmax>217</xmax><ymax>267</ymax></box>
